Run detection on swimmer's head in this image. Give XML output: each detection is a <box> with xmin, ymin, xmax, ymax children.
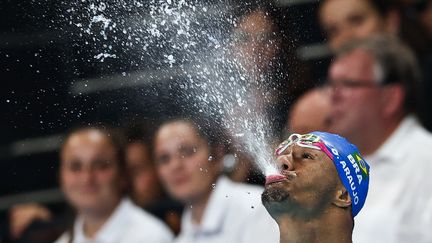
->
<box><xmin>263</xmin><ymin>131</ymin><xmax>369</xmax><ymax>219</ymax></box>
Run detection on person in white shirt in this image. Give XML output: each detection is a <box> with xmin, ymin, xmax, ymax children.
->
<box><xmin>153</xmin><ymin>116</ymin><xmax>279</xmax><ymax>243</ymax></box>
<box><xmin>327</xmin><ymin>36</ymin><xmax>432</xmax><ymax>242</ymax></box>
<box><xmin>55</xmin><ymin>126</ymin><xmax>173</xmax><ymax>243</ymax></box>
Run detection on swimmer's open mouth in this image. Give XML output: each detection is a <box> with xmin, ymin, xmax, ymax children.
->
<box><xmin>265</xmin><ymin>174</ymin><xmax>287</xmax><ymax>186</ymax></box>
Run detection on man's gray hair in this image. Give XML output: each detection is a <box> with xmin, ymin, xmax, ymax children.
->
<box><xmin>336</xmin><ymin>35</ymin><xmax>423</xmax><ymax>114</ymax></box>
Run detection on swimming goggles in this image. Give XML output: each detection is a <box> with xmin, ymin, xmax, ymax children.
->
<box><xmin>275</xmin><ymin>133</ymin><xmax>328</xmax><ymax>156</ymax></box>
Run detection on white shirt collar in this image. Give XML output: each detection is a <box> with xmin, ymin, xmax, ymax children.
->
<box><xmin>74</xmin><ymin>197</ymin><xmax>133</xmax><ymax>242</ymax></box>
<box><xmin>367</xmin><ymin>115</ymin><xmax>420</xmax><ymax>164</ymax></box>
<box><xmin>181</xmin><ymin>176</ymin><xmax>231</xmax><ymax>236</ymax></box>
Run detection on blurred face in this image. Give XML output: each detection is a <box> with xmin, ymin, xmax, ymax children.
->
<box><xmin>155</xmin><ymin>121</ymin><xmax>221</xmax><ymax>204</ymax></box>
<box><xmin>60</xmin><ymin>129</ymin><xmax>123</xmax><ymax>215</ymax></box>
<box><xmin>262</xmin><ymin>144</ymin><xmax>340</xmax><ymax>218</ymax></box>
<box><xmin>126</xmin><ymin>142</ymin><xmax>162</xmax><ymax>207</ymax></box>
<box><xmin>327</xmin><ymin>49</ymin><xmax>384</xmax><ymax>140</ymax></box>
<box><xmin>233</xmin><ymin>10</ymin><xmax>280</xmax><ymax>74</ymax></box>
<box><xmin>420</xmin><ymin>1</ymin><xmax>432</xmax><ymax>37</ymax></box>
<box><xmin>288</xmin><ymin>90</ymin><xmax>331</xmax><ymax>134</ymax></box>
<box><xmin>320</xmin><ymin>0</ymin><xmax>386</xmax><ymax>49</ymax></box>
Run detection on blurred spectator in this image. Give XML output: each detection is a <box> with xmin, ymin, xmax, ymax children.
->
<box><xmin>54</xmin><ymin>126</ymin><xmax>173</xmax><ymax>243</ymax></box>
<box><xmin>418</xmin><ymin>0</ymin><xmax>432</xmax><ymax>38</ymax></box>
<box><xmin>232</xmin><ymin>4</ymin><xmax>280</xmax><ymax>83</ymax></box>
<box><xmin>124</xmin><ymin>123</ymin><xmax>182</xmax><ymax>234</ymax></box>
<box><xmin>5</xmin><ymin>202</ymin><xmax>66</xmax><ymax>243</ymax></box>
<box><xmin>327</xmin><ymin>36</ymin><xmax>432</xmax><ymax>242</ymax></box>
<box><xmin>9</xmin><ymin>204</ymin><xmax>52</xmax><ymax>239</ymax></box>
<box><xmin>5</xmin><ymin>123</ymin><xmax>182</xmax><ymax>242</ymax></box>
<box><xmin>227</xmin><ymin>1</ymin><xmax>314</xmax><ymax>184</ymax></box>
<box><xmin>319</xmin><ymin>0</ymin><xmax>400</xmax><ymax>50</ymax></box>
<box><xmin>318</xmin><ymin>0</ymin><xmax>431</xmax><ymax>57</ymax></box>
<box><xmin>154</xmin><ymin>116</ymin><xmax>279</xmax><ymax>243</ymax></box>
<box><xmin>125</xmin><ymin>124</ymin><xmax>164</xmax><ymax>207</ymax></box>
<box><xmin>411</xmin><ymin>0</ymin><xmax>432</xmax><ymax>130</ymax></box>
<box><xmin>232</xmin><ymin>0</ymin><xmax>314</xmax><ymax>137</ymax></box>
<box><xmin>319</xmin><ymin>0</ymin><xmax>432</xmax><ymax>130</ymax></box>
<box><xmin>285</xmin><ymin>87</ymin><xmax>332</xmax><ymax>135</ymax></box>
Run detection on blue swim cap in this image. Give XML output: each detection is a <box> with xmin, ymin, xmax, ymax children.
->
<box><xmin>310</xmin><ymin>131</ymin><xmax>370</xmax><ymax>217</ymax></box>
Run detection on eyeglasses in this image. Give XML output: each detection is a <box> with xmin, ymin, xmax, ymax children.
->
<box><xmin>325</xmin><ymin>79</ymin><xmax>380</xmax><ymax>90</ymax></box>
<box><xmin>275</xmin><ymin>133</ymin><xmax>323</xmax><ymax>156</ymax></box>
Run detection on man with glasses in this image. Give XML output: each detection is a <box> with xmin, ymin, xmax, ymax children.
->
<box><xmin>262</xmin><ymin>132</ymin><xmax>370</xmax><ymax>243</ymax></box>
<box><xmin>327</xmin><ymin>36</ymin><xmax>432</xmax><ymax>242</ymax></box>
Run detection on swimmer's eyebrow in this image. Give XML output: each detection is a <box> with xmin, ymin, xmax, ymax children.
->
<box><xmin>293</xmin><ymin>146</ymin><xmax>321</xmax><ymax>159</ymax></box>
<box><xmin>310</xmin><ymin>150</ymin><xmax>329</xmax><ymax>161</ymax></box>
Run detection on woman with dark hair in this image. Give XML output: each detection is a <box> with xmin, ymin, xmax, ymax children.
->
<box><xmin>319</xmin><ymin>0</ymin><xmax>401</xmax><ymax>50</ymax></box>
<box><xmin>153</xmin><ymin>116</ymin><xmax>279</xmax><ymax>243</ymax></box>
<box><xmin>318</xmin><ymin>0</ymin><xmax>432</xmax><ymax>58</ymax></box>
<box><xmin>55</xmin><ymin>125</ymin><xmax>173</xmax><ymax>243</ymax></box>
<box><xmin>124</xmin><ymin>123</ymin><xmax>182</xmax><ymax>235</ymax></box>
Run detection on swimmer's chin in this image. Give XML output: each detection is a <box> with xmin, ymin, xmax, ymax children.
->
<box><xmin>262</xmin><ymin>186</ymin><xmax>290</xmax><ymax>203</ymax></box>
<box><xmin>262</xmin><ymin>187</ymin><xmax>291</xmax><ymax>218</ymax></box>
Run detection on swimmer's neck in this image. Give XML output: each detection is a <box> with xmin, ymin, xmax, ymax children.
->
<box><xmin>276</xmin><ymin>210</ymin><xmax>353</xmax><ymax>243</ymax></box>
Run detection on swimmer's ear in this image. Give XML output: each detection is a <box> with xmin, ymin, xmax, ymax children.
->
<box><xmin>332</xmin><ymin>187</ymin><xmax>351</xmax><ymax>208</ymax></box>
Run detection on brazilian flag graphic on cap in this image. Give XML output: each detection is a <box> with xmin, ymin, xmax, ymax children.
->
<box><xmin>353</xmin><ymin>152</ymin><xmax>369</xmax><ymax>177</ymax></box>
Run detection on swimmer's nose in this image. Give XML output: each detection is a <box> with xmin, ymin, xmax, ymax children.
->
<box><xmin>276</xmin><ymin>154</ymin><xmax>294</xmax><ymax>172</ymax></box>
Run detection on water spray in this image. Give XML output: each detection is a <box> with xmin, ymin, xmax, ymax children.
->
<box><xmin>65</xmin><ymin>0</ymin><xmax>284</xmax><ymax>177</ymax></box>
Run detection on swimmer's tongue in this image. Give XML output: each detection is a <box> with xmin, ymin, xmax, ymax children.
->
<box><xmin>265</xmin><ymin>174</ymin><xmax>286</xmax><ymax>186</ymax></box>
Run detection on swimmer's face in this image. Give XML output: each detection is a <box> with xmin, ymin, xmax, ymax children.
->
<box><xmin>154</xmin><ymin>121</ymin><xmax>222</xmax><ymax>204</ymax></box>
<box><xmin>262</xmin><ymin>144</ymin><xmax>341</xmax><ymax>219</ymax></box>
